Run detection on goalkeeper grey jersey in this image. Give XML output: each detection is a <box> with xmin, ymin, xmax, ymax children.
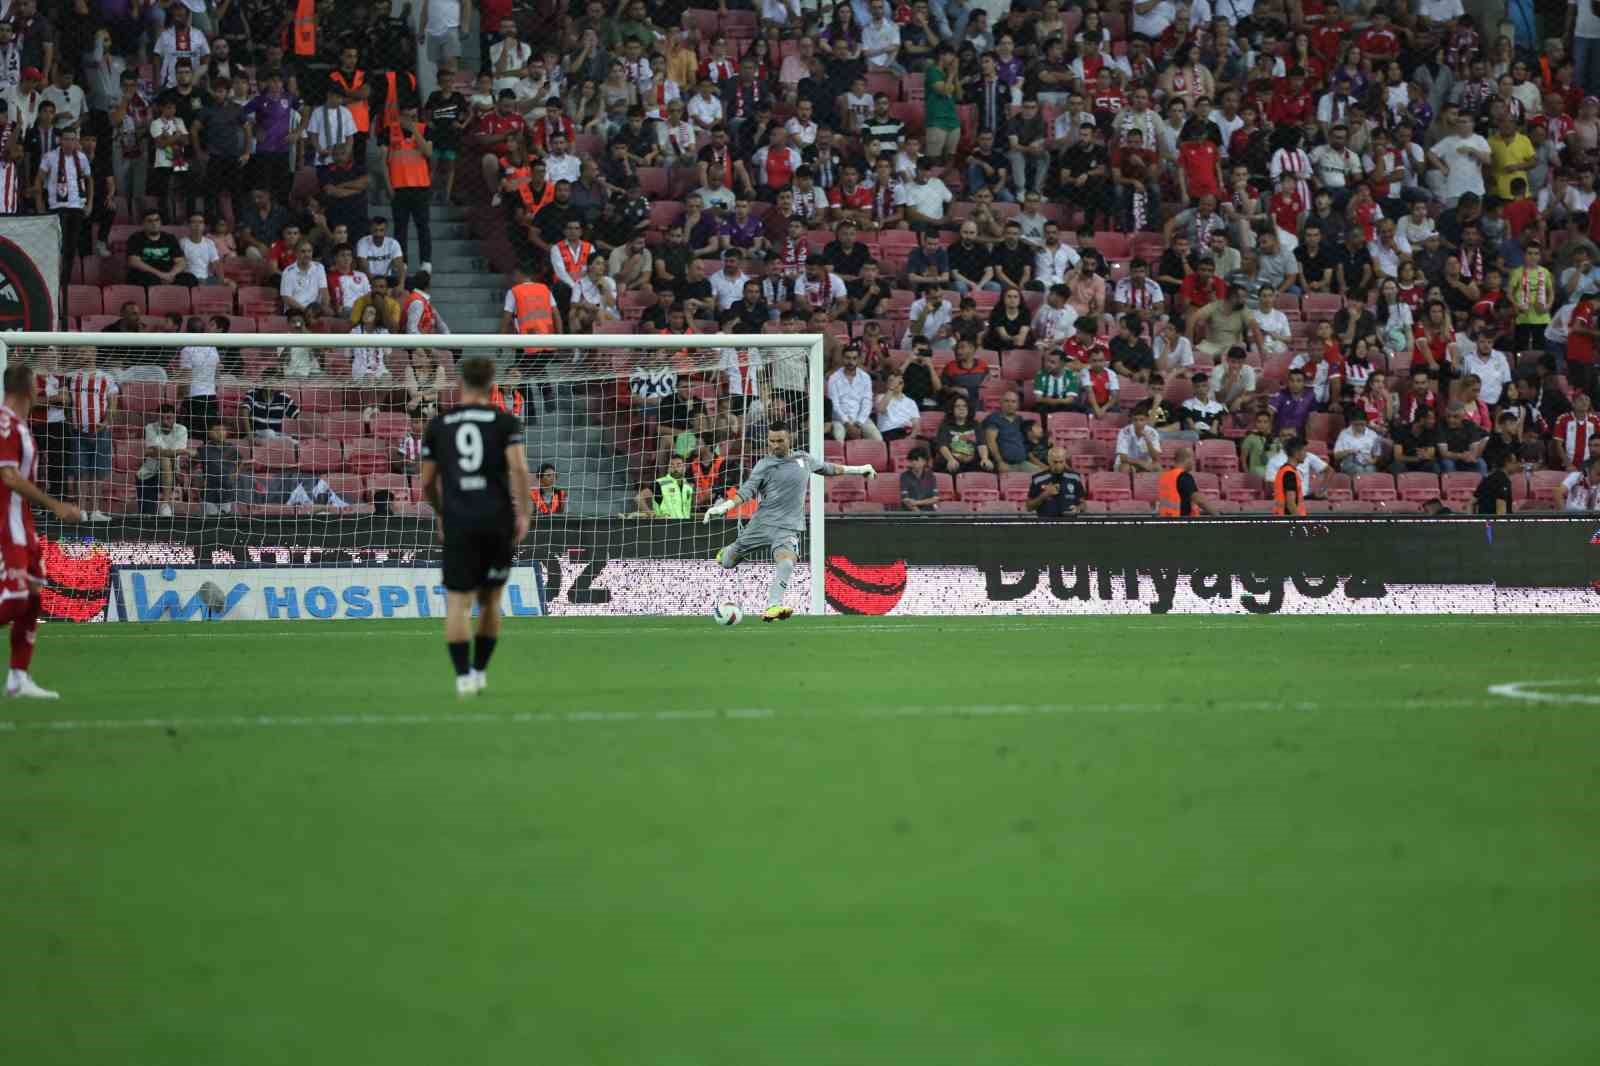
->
<box><xmin>737</xmin><ymin>451</ymin><xmax>827</xmax><ymax>532</ymax></box>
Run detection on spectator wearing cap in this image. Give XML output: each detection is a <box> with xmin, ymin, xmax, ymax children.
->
<box><xmin>5</xmin><ymin>65</ymin><xmax>45</xmax><ymax>133</ymax></box>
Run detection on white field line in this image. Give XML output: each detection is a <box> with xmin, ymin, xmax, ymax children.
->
<box><xmin>1486</xmin><ymin>680</ymin><xmax>1600</xmax><ymax>706</ymax></box>
<box><xmin>42</xmin><ymin>617</ymin><xmax>1600</xmax><ymax>640</ymax></box>
<box><xmin>0</xmin><ymin>696</ymin><xmax>1497</xmax><ymax>734</ymax></box>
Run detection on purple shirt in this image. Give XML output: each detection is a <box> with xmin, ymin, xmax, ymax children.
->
<box><xmin>1270</xmin><ymin>387</ymin><xmax>1316</xmax><ymax>435</ymax></box>
<box><xmin>719</xmin><ymin>215</ymin><xmax>763</xmax><ymax>249</ymax></box>
<box><xmin>244</xmin><ymin>92</ymin><xmax>299</xmax><ymax>154</ymax></box>
<box><xmin>996</xmin><ymin>55</ymin><xmax>1025</xmax><ymax>86</ymax></box>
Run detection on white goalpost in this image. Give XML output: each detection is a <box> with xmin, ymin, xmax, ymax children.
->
<box><xmin>0</xmin><ymin>330</ymin><xmax>828</xmax><ymax>621</ymax></box>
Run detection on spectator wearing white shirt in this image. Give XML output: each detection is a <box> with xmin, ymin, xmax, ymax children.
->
<box><xmin>543</xmin><ymin>135</ymin><xmax>582</xmax><ymax>184</ymax></box>
<box><xmin>860</xmin><ymin>0</ymin><xmax>903</xmax><ymax>73</ymax></box>
<box><xmin>827</xmin><ymin>346</ymin><xmax>882</xmax><ymax>441</ymax></box>
<box><xmin>1309</xmin><ymin>125</ymin><xmax>1362</xmax><ymax>204</ymax></box>
<box><xmin>174</xmin><ymin>329</ymin><xmax>220</xmax><ymax>445</ymax></box>
<box><xmin>40</xmin><ymin>66</ymin><xmax>85</xmax><ymax>126</ymax></box>
<box><xmin>1248</xmin><ymin>288</ymin><xmax>1293</xmax><ymax>354</ymax></box>
<box><xmin>305</xmin><ymin>89</ymin><xmax>356</xmax><ymax>167</ymax></box>
<box><xmin>279</xmin><ymin>240</ymin><xmax>330</xmax><ymax>316</ymax></box>
<box><xmin>1114</xmin><ymin>403</ymin><xmax>1164</xmax><ymax>472</ymax></box>
<box><xmin>1425</xmin><ymin>113</ymin><xmax>1492</xmax><ymax>204</ymax></box>
<box><xmin>1460</xmin><ymin>332</ymin><xmax>1513</xmax><ymax>406</ymax></box>
<box><xmin>1332</xmin><ymin>408</ymin><xmax>1386</xmax><ymax>474</ymax></box>
<box><xmin>1264</xmin><ymin>441</ymin><xmax>1330</xmax><ymax>495</ymax></box>
<box><xmin>686</xmin><ymin>82</ymin><xmax>723</xmax><ymax>129</ymax></box>
<box><xmin>349</xmin><ymin>310</ymin><xmax>393</xmax><ymax>381</ymax></box>
<box><xmin>140</xmin><ymin>404</ymin><xmax>190</xmax><ymax>517</ymax></box>
<box><xmin>904</xmin><ymin>287</ymin><xmax>954</xmax><ymax>348</ymax></box>
<box><xmin>784</xmin><ymin>99</ymin><xmax>818</xmax><ymax>147</ymax></box>
<box><xmin>1032</xmin><ymin>285</ymin><xmax>1078</xmax><ymax>347</ymax></box>
<box><xmin>1557</xmin><ymin>457</ymin><xmax>1600</xmax><ymax>511</ymax></box>
<box><xmin>356</xmin><ymin>219</ymin><xmax>403</xmax><ymax>279</ymax></box>
<box><xmin>1132</xmin><ymin>0</ymin><xmax>1177</xmax><ymax>40</ymax></box>
<box><xmin>152</xmin><ymin>7</ymin><xmax>209</xmax><ymax>90</ymax></box>
<box><xmin>1034</xmin><ymin>223</ymin><xmax>1080</xmax><ymax>287</ymax></box>
<box><xmin>708</xmin><ymin>252</ymin><xmax>750</xmax><ymax>311</ymax></box>
<box><xmin>874</xmin><ymin>371</ymin><xmax>921</xmax><ymax>439</ymax></box>
<box><xmin>572</xmin><ymin>257</ymin><xmax>621</xmax><ymax>320</ymax></box>
<box><xmin>489</xmin><ymin>19</ymin><xmax>532</xmax><ymax>94</ymax></box>
<box><xmin>179</xmin><ymin>212</ymin><xmax>225</xmax><ymax>285</ymax></box>
<box><xmin>899</xmin><ymin>167</ymin><xmax>954</xmax><ymax>226</ymax></box>
<box><xmin>1367</xmin><ymin>218</ymin><xmax>1413</xmax><ymax>280</ymax></box>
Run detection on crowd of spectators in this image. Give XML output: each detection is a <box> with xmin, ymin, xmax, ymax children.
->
<box><xmin>9</xmin><ymin>0</ymin><xmax>1600</xmax><ymax>517</ymax></box>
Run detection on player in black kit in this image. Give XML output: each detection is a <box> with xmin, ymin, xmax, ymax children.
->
<box><xmin>419</xmin><ymin>356</ymin><xmax>532</xmax><ymax>698</ymax></box>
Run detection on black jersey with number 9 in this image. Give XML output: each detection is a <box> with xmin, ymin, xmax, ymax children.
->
<box><xmin>421</xmin><ymin>403</ymin><xmax>525</xmax><ymax>531</ymax></box>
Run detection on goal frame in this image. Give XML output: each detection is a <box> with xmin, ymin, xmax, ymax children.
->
<box><xmin>0</xmin><ymin>330</ymin><xmax>830</xmax><ymax>616</ymax></box>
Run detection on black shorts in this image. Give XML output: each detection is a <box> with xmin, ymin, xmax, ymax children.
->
<box><xmin>441</xmin><ymin>526</ymin><xmax>515</xmax><ymax>592</ymax></box>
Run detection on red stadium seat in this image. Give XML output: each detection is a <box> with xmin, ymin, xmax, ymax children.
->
<box><xmin>1088</xmin><ymin>471</ymin><xmax>1132</xmax><ymax>500</ymax></box>
<box><xmin>954</xmin><ymin>472</ymin><xmax>999</xmax><ymax>501</ymax></box>
<box><xmin>999</xmin><ymin>472</ymin><xmax>1033</xmax><ymax>500</ymax></box>
<box><xmin>251</xmin><ymin>438</ymin><xmax>297</xmax><ymax>470</ymax></box>
<box><xmin>321</xmin><ymin>411</ymin><xmax>366</xmax><ymax>440</ymax></box>
<box><xmin>344</xmin><ymin>439</ymin><xmax>391</xmax><ymax>475</ymax></box>
<box><xmin>102</xmin><ymin>284</ymin><xmax>145</xmax><ymax>314</ymax></box>
<box><xmin>840</xmin><ymin>501</ymin><xmax>885</xmax><ymax>514</ymax></box>
<box><xmin>147</xmin><ymin>285</ymin><xmax>192</xmax><ymax>317</ymax></box>
<box><xmin>1131</xmin><ymin>473</ymin><xmax>1161</xmax><ymax>501</ymax></box>
<box><xmin>843</xmin><ymin>439</ymin><xmax>890</xmax><ymax>472</ymax></box>
<box><xmin>825</xmin><ymin>478</ymin><xmax>866</xmax><ymax>502</ymax></box>
<box><xmin>298</xmin><ymin>438</ymin><xmax>343</xmax><ymax>473</ymax></box>
<box><xmin>866</xmin><ymin>475</ymin><xmax>902</xmax><ymax>508</ymax></box>
<box><xmin>294</xmin><ymin>385</ymin><xmax>340</xmax><ymax>413</ymax></box>
<box><xmin>823</xmin><ymin>440</ymin><xmax>845</xmax><ymax>464</ymax></box>
<box><xmin>1219</xmin><ymin>472</ymin><xmax>1262</xmax><ymax>501</ymax></box>
<box><xmin>67</xmin><ymin>284</ymin><xmax>102</xmax><ymax>318</ymax></box>
<box><xmin>238</xmin><ymin>285</ymin><xmax>278</xmax><ymax>315</ymax></box>
<box><xmin>1107</xmin><ymin>499</ymin><xmax>1152</xmax><ymax>514</ymax></box>
<box><xmin>932</xmin><ymin>473</ymin><xmax>958</xmax><ymax>501</ymax></box>
<box><xmin>1440</xmin><ymin>472</ymin><xmax>1480</xmax><ymax>499</ymax></box>
<box><xmin>1397</xmin><ymin>472</ymin><xmax>1441</xmax><ymax>501</ymax></box>
<box><xmin>369</xmin><ymin>412</ymin><xmax>411</xmax><ymax>441</ymax></box>
<box><xmin>190</xmin><ymin>286</ymin><xmax>235</xmax><ymax>315</ymax></box>
<box><xmin>1354</xmin><ymin>474</ymin><xmax>1398</xmax><ymax>501</ymax></box>
<box><xmin>1301</xmin><ymin>293</ymin><xmax>1343</xmax><ymax>320</ymax></box>
<box><xmin>1195</xmin><ymin>438</ymin><xmax>1240</xmax><ymax>473</ymax></box>
<box><xmin>886</xmin><ymin>436</ymin><xmax>921</xmax><ymax>468</ymax></box>
<box><xmin>1000</xmin><ymin>349</ymin><xmax>1040</xmax><ymax>381</ymax></box>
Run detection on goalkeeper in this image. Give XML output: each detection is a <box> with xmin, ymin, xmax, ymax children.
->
<box><xmin>703</xmin><ymin>426</ymin><xmax>875</xmax><ymax>621</ymax></box>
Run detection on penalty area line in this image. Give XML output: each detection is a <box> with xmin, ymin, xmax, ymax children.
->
<box><xmin>1486</xmin><ymin>680</ymin><xmax>1600</xmax><ymax>706</ymax></box>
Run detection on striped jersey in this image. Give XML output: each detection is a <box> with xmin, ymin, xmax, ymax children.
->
<box><xmin>242</xmin><ymin>388</ymin><xmax>300</xmax><ymax>436</ymax></box>
<box><xmin>67</xmin><ymin>369</ymin><xmax>119</xmax><ymax>431</ymax></box>
<box><xmin>0</xmin><ymin>406</ymin><xmax>39</xmax><ymax>547</ymax></box>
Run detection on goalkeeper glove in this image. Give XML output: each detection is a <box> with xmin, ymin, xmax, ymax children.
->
<box><xmin>703</xmin><ymin>497</ymin><xmax>737</xmax><ymax>524</ymax></box>
<box><xmin>840</xmin><ymin>463</ymin><xmax>878</xmax><ymax>479</ymax></box>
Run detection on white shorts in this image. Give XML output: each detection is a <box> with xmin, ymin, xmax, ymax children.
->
<box><xmin>425</xmin><ymin>32</ymin><xmax>463</xmax><ymax>64</ymax></box>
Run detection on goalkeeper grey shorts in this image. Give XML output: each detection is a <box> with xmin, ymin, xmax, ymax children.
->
<box><xmin>732</xmin><ymin>526</ymin><xmax>801</xmax><ymax>559</ymax></box>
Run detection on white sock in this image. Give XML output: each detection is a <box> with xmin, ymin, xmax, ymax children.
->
<box><xmin>8</xmin><ymin>669</ymin><xmax>24</xmax><ymax>687</ymax></box>
<box><xmin>767</xmin><ymin>557</ymin><xmax>794</xmax><ymax>610</ymax></box>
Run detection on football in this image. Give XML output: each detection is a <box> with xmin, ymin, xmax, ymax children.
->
<box><xmin>712</xmin><ymin>602</ymin><xmax>744</xmax><ymax>626</ymax></box>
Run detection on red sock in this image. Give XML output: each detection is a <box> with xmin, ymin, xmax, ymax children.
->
<box><xmin>9</xmin><ymin>593</ymin><xmax>40</xmax><ymax>671</ymax></box>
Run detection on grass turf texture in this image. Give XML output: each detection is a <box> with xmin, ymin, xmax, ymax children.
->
<box><xmin>3</xmin><ymin>616</ymin><xmax>1597</xmax><ymax>1065</ymax></box>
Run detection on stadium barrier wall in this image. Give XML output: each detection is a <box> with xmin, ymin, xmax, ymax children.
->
<box><xmin>50</xmin><ymin>515</ymin><xmax>1600</xmax><ymax>621</ymax></box>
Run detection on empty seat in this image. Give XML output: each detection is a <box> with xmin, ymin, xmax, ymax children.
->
<box><xmin>147</xmin><ymin>285</ymin><xmax>192</xmax><ymax>317</ymax></box>
<box><xmin>343</xmin><ymin>438</ymin><xmax>391</xmax><ymax>475</ymax></box>
<box><xmin>251</xmin><ymin>438</ymin><xmax>297</xmax><ymax>470</ymax></box>
<box><xmin>190</xmin><ymin>286</ymin><xmax>235</xmax><ymax>315</ymax></box>
<box><xmin>67</xmin><ymin>284</ymin><xmax>102</xmax><ymax>318</ymax></box>
<box><xmin>999</xmin><ymin>472</ymin><xmax>1033</xmax><ymax>500</ymax></box>
<box><xmin>369</xmin><ymin>412</ymin><xmax>411</xmax><ymax>440</ymax></box>
<box><xmin>866</xmin><ymin>475</ymin><xmax>903</xmax><ymax>507</ymax></box>
<box><xmin>954</xmin><ymin>472</ymin><xmax>999</xmax><ymax>500</ymax></box>
<box><xmin>1088</xmin><ymin>471</ymin><xmax>1132</xmax><ymax>500</ymax></box>
<box><xmin>365</xmin><ymin>473</ymin><xmax>412</xmax><ymax>502</ymax></box>
<box><xmin>839</xmin><ymin>500</ymin><xmax>885</xmax><ymax>514</ymax></box>
<box><xmin>321</xmin><ymin>411</ymin><xmax>366</xmax><ymax>440</ymax></box>
<box><xmin>1195</xmin><ymin>438</ymin><xmax>1240</xmax><ymax>473</ymax></box>
<box><xmin>1131</xmin><ymin>473</ymin><xmax>1161</xmax><ymax>501</ymax></box>
<box><xmin>298</xmin><ymin>438</ymin><xmax>343</xmax><ymax>473</ymax></box>
<box><xmin>102</xmin><ymin>284</ymin><xmax>145</xmax><ymax>314</ymax></box>
<box><xmin>1396</xmin><ymin>472</ymin><xmax>1441</xmax><ymax>501</ymax></box>
<box><xmin>1353</xmin><ymin>474</ymin><xmax>1398</xmax><ymax>501</ymax></box>
<box><xmin>825</xmin><ymin>478</ymin><xmax>867</xmax><ymax>502</ymax></box>
<box><xmin>843</xmin><ymin>439</ymin><xmax>890</xmax><ymax>471</ymax></box>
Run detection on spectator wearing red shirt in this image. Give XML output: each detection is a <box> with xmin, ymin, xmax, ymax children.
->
<box><xmin>1356</xmin><ymin>12</ymin><xmax>1401</xmax><ymax>59</ymax></box>
<box><xmin>527</xmin><ymin>99</ymin><xmax>576</xmax><ymax>156</ymax></box>
<box><xmin>1269</xmin><ymin>172</ymin><xmax>1307</xmax><ymax>234</ymax></box>
<box><xmin>1267</xmin><ymin>72</ymin><xmax>1314</xmax><ymax>128</ymax></box>
<box><xmin>1567</xmin><ymin>290</ymin><xmax>1598</xmax><ymax>395</ymax></box>
<box><xmin>1554</xmin><ymin>393</ymin><xmax>1600</xmax><ymax>470</ymax></box>
<box><xmin>473</xmin><ymin>91</ymin><xmax>529</xmax><ymax>207</ymax></box>
<box><xmin>1176</xmin><ymin>120</ymin><xmax>1222</xmax><ymax>203</ymax></box>
<box><xmin>1061</xmin><ymin>314</ymin><xmax>1110</xmax><ymax>369</ymax></box>
<box><xmin>1178</xmin><ymin>258</ymin><xmax>1226</xmax><ymax>320</ymax></box>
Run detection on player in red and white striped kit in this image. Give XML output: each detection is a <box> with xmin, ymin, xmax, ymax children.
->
<box><xmin>0</xmin><ymin>365</ymin><xmax>83</xmax><ymax>699</ymax></box>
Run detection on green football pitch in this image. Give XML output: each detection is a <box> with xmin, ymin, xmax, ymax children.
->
<box><xmin>4</xmin><ymin>615</ymin><xmax>1598</xmax><ymax>1065</ymax></box>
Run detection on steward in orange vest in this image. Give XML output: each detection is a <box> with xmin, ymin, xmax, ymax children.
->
<box><xmin>498</xmin><ymin>263</ymin><xmax>564</xmax><ymax>353</ymax></box>
<box><xmin>330</xmin><ymin>53</ymin><xmax>371</xmax><ymax>152</ymax></box>
<box><xmin>690</xmin><ymin>448</ymin><xmax>725</xmax><ymax>502</ymax></box>
<box><xmin>290</xmin><ymin>0</ymin><xmax>316</xmax><ymax>56</ymax></box>
<box><xmin>490</xmin><ymin>382</ymin><xmax>525</xmax><ymax>416</ymax></box>
<box><xmin>532</xmin><ymin>463</ymin><xmax>566</xmax><ymax>515</ymax></box>
<box><xmin>1272</xmin><ymin>439</ymin><xmax>1310</xmax><ymax>516</ymax></box>
<box><xmin>1154</xmin><ymin>447</ymin><xmax>1215</xmax><ymax>517</ymax></box>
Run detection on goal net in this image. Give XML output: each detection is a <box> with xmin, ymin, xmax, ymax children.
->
<box><xmin>0</xmin><ymin>330</ymin><xmax>825</xmax><ymax>622</ymax></box>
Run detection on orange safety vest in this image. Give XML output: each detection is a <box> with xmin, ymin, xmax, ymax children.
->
<box><xmin>1155</xmin><ymin>466</ymin><xmax>1186</xmax><ymax>518</ymax></box>
<box><xmin>520</xmin><ymin>179</ymin><xmax>555</xmax><ymax>214</ymax></box>
<box><xmin>555</xmin><ymin>239</ymin><xmax>592</xmax><ymax>282</ymax></box>
<box><xmin>510</xmin><ymin>282</ymin><xmax>556</xmax><ymax>335</ymax></box>
<box><xmin>386</xmin><ymin>126</ymin><xmax>430</xmax><ymax>188</ymax></box>
<box><xmin>1273</xmin><ymin>463</ymin><xmax>1308</xmax><ymax>516</ymax></box>
<box><xmin>724</xmin><ymin>486</ymin><xmax>758</xmax><ymax>519</ymax></box>
<box><xmin>380</xmin><ymin>71</ymin><xmax>417</xmax><ymax>134</ymax></box>
<box><xmin>490</xmin><ymin>383</ymin><xmax>525</xmax><ymax>416</ymax></box>
<box><xmin>291</xmin><ymin>0</ymin><xmax>316</xmax><ymax>56</ymax></box>
<box><xmin>691</xmin><ymin>454</ymin><xmax>724</xmax><ymax>498</ymax></box>
<box><xmin>403</xmin><ymin>291</ymin><xmax>436</xmax><ymax>334</ymax></box>
<box><xmin>331</xmin><ymin>69</ymin><xmax>369</xmax><ymax>132</ymax></box>
<box><xmin>531</xmin><ymin>487</ymin><xmax>566</xmax><ymax>514</ymax></box>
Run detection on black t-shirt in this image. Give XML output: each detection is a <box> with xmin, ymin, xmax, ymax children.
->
<box><xmin>1475</xmin><ymin>469</ymin><xmax>1513</xmax><ymax>514</ymax></box>
<box><xmin>1337</xmin><ymin>243</ymin><xmax>1373</xmax><ymax>294</ymax></box>
<box><xmin>1028</xmin><ymin>469</ymin><xmax>1086</xmax><ymax>517</ymax></box>
<box><xmin>848</xmin><ymin>278</ymin><xmax>891</xmax><ymax>317</ymax></box>
<box><xmin>424</xmin><ymin>91</ymin><xmax>467</xmax><ymax>149</ymax></box>
<box><xmin>823</xmin><ymin>240</ymin><xmax>871</xmax><ymax>277</ymax></box>
<box><xmin>948</xmin><ymin>240</ymin><xmax>992</xmax><ymax>285</ymax></box>
<box><xmin>1296</xmin><ymin>243</ymin><xmax>1340</xmax><ymax>289</ymax></box>
<box><xmin>991</xmin><ymin>241</ymin><xmax>1034</xmax><ymax>286</ymax></box>
<box><xmin>127</xmin><ymin>231</ymin><xmax>183</xmax><ymax>274</ymax></box>
<box><xmin>422</xmin><ymin>403</ymin><xmax>524</xmax><ymax>532</ymax></box>
<box><xmin>157</xmin><ymin>87</ymin><xmax>204</xmax><ymax>130</ymax></box>
<box><xmin>1110</xmin><ymin>336</ymin><xmax>1154</xmax><ymax>373</ymax></box>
